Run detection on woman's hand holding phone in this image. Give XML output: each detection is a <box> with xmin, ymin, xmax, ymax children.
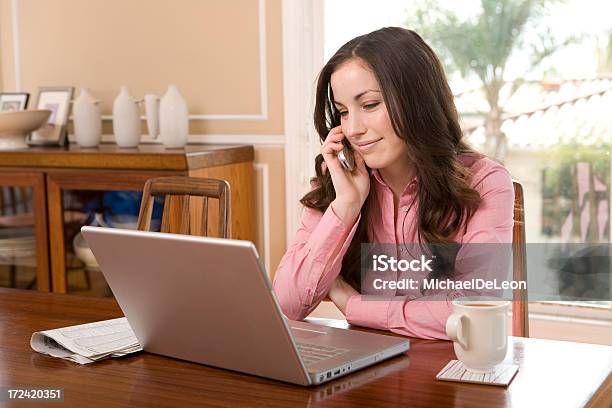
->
<box><xmin>321</xmin><ymin>126</ymin><xmax>370</xmax><ymax>224</ymax></box>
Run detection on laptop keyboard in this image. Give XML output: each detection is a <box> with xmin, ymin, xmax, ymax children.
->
<box><xmin>296</xmin><ymin>342</ymin><xmax>349</xmax><ymax>366</ymax></box>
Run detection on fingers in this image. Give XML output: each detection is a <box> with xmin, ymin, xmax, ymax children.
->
<box><xmin>321</xmin><ymin>140</ymin><xmax>344</xmax><ymax>155</ymax></box>
<box><xmin>353</xmin><ymin>150</ymin><xmax>368</xmax><ymax>175</ymax></box>
<box><xmin>321</xmin><ymin>126</ymin><xmax>346</xmax><ymax>164</ymax></box>
<box><xmin>322</xmin><ymin>127</ymin><xmax>345</xmax><ymax>150</ymax></box>
<box><xmin>325</xmin><ymin>126</ymin><xmax>345</xmax><ymax>142</ymax></box>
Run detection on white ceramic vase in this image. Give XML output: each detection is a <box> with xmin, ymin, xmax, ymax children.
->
<box><xmin>159</xmin><ymin>85</ymin><xmax>188</xmax><ymax>148</ymax></box>
<box><xmin>112</xmin><ymin>86</ymin><xmax>141</xmax><ymax>148</ymax></box>
<box><xmin>73</xmin><ymin>88</ymin><xmax>102</xmax><ymax>148</ymax></box>
<box><xmin>144</xmin><ymin>94</ymin><xmax>160</xmax><ymax>139</ymax></box>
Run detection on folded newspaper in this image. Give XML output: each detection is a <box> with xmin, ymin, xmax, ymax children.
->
<box><xmin>31</xmin><ymin>317</ymin><xmax>143</xmax><ymax>364</ymax></box>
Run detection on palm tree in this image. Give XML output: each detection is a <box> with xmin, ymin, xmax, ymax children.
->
<box><xmin>410</xmin><ymin>0</ymin><xmax>575</xmax><ymax>161</ymax></box>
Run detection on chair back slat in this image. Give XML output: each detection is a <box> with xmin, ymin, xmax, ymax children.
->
<box><xmin>201</xmin><ymin>196</ymin><xmax>209</xmax><ymax>236</ymax></box>
<box><xmin>218</xmin><ymin>186</ymin><xmax>229</xmax><ymax>238</ymax></box>
<box><xmin>160</xmin><ymin>195</ymin><xmax>190</xmax><ymax>234</ymax></box>
<box><xmin>136</xmin><ymin>182</ymin><xmax>154</xmax><ymax>232</ymax></box>
<box><xmin>512</xmin><ymin>180</ymin><xmax>529</xmax><ymax>337</ymax></box>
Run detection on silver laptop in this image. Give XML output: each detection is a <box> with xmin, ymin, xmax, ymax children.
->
<box><xmin>81</xmin><ymin>226</ymin><xmax>409</xmax><ymax>386</ymax></box>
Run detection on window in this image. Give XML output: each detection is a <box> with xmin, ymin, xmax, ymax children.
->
<box><xmin>319</xmin><ymin>0</ymin><xmax>612</xmax><ymax>342</ymax></box>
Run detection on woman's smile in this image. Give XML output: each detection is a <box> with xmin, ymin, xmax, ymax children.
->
<box><xmin>355</xmin><ymin>138</ymin><xmax>383</xmax><ymax>153</ymax></box>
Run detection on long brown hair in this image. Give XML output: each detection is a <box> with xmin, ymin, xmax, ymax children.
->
<box><xmin>301</xmin><ymin>27</ymin><xmax>481</xmax><ymax>290</ymax></box>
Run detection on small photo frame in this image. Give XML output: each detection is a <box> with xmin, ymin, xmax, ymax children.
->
<box><xmin>0</xmin><ymin>92</ymin><xmax>29</xmax><ymax>111</ymax></box>
<box><xmin>26</xmin><ymin>86</ymin><xmax>74</xmax><ymax>146</ymax></box>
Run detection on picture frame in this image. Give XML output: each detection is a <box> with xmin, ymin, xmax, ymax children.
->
<box><xmin>26</xmin><ymin>86</ymin><xmax>74</xmax><ymax>147</ymax></box>
<box><xmin>0</xmin><ymin>92</ymin><xmax>29</xmax><ymax>111</ymax></box>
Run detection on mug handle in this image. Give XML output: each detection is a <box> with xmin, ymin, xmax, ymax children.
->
<box><xmin>446</xmin><ymin>314</ymin><xmax>469</xmax><ymax>349</ymax></box>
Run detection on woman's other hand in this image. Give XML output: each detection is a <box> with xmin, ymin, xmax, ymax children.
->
<box><xmin>321</xmin><ymin>126</ymin><xmax>370</xmax><ymax>224</ymax></box>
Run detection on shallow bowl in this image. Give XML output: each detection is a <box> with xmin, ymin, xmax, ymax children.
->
<box><xmin>0</xmin><ymin>110</ymin><xmax>52</xmax><ymax>149</ymax></box>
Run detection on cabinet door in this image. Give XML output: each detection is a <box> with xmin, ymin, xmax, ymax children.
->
<box><xmin>0</xmin><ymin>173</ymin><xmax>49</xmax><ymax>291</ymax></box>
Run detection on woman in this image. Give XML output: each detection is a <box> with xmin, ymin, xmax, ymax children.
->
<box><xmin>273</xmin><ymin>27</ymin><xmax>514</xmax><ymax>339</ymax></box>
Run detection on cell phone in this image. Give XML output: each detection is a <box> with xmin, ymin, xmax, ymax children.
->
<box><xmin>329</xmin><ymin>97</ymin><xmax>354</xmax><ymax>172</ymax></box>
<box><xmin>337</xmin><ymin>138</ymin><xmax>355</xmax><ymax>172</ymax></box>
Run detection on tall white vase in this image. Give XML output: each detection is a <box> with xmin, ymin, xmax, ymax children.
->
<box><xmin>113</xmin><ymin>86</ymin><xmax>141</xmax><ymax>148</ymax></box>
<box><xmin>159</xmin><ymin>85</ymin><xmax>188</xmax><ymax>148</ymax></box>
<box><xmin>73</xmin><ymin>88</ymin><xmax>102</xmax><ymax>148</ymax></box>
<box><xmin>144</xmin><ymin>94</ymin><xmax>160</xmax><ymax>139</ymax></box>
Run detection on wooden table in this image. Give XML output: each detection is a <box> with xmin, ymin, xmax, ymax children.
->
<box><xmin>1</xmin><ymin>288</ymin><xmax>610</xmax><ymax>408</ymax></box>
<box><xmin>0</xmin><ymin>144</ymin><xmax>254</xmax><ymax>293</ymax></box>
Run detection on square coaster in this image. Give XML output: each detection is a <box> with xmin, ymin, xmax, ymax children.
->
<box><xmin>436</xmin><ymin>360</ymin><xmax>519</xmax><ymax>386</ymax></box>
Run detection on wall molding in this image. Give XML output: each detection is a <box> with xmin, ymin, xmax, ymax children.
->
<box><xmin>11</xmin><ymin>0</ymin><xmax>269</xmax><ymax>121</ymax></box>
<box><xmin>282</xmin><ymin>0</ymin><xmax>324</xmax><ymax>242</ymax></box>
<box><xmin>254</xmin><ymin>163</ymin><xmax>271</xmax><ymax>274</ymax></box>
<box><xmin>10</xmin><ymin>0</ymin><xmax>21</xmax><ymax>91</ymax></box>
<box><xmin>67</xmin><ymin>133</ymin><xmax>285</xmax><ymax>147</ymax></box>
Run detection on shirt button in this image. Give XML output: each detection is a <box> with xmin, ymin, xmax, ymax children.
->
<box><xmin>401</xmin><ymin>205</ymin><xmax>410</xmax><ymax>212</ymax></box>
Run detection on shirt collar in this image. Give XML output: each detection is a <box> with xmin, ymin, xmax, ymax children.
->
<box><xmin>370</xmin><ymin>153</ymin><xmax>478</xmax><ymax>190</ymax></box>
<box><xmin>370</xmin><ymin>168</ymin><xmax>387</xmax><ymax>186</ymax></box>
<box><xmin>370</xmin><ymin>168</ymin><xmax>418</xmax><ymax>191</ymax></box>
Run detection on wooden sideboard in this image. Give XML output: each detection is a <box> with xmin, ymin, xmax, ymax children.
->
<box><xmin>0</xmin><ymin>144</ymin><xmax>255</xmax><ymax>293</ymax></box>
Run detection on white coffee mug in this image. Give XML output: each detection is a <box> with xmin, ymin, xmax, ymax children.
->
<box><xmin>445</xmin><ymin>297</ymin><xmax>510</xmax><ymax>373</ymax></box>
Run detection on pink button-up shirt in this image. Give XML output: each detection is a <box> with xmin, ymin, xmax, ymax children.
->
<box><xmin>273</xmin><ymin>154</ymin><xmax>514</xmax><ymax>339</ymax></box>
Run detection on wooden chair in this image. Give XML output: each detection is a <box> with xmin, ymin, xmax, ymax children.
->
<box><xmin>137</xmin><ymin>176</ymin><xmax>231</xmax><ymax>238</ymax></box>
<box><xmin>512</xmin><ymin>181</ymin><xmax>529</xmax><ymax>337</ymax></box>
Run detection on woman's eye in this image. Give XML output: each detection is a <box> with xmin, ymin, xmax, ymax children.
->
<box><xmin>364</xmin><ymin>102</ymin><xmax>380</xmax><ymax>110</ymax></box>
<box><xmin>338</xmin><ymin>111</ymin><xmax>348</xmax><ymax>117</ymax></box>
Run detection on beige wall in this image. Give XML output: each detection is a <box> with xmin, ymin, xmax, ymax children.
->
<box><xmin>0</xmin><ymin>0</ymin><xmax>287</xmax><ymax>272</ymax></box>
<box><xmin>0</xmin><ymin>0</ymin><xmax>15</xmax><ymax>91</ymax></box>
<box><xmin>253</xmin><ymin>147</ymin><xmax>286</xmax><ymax>276</ymax></box>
